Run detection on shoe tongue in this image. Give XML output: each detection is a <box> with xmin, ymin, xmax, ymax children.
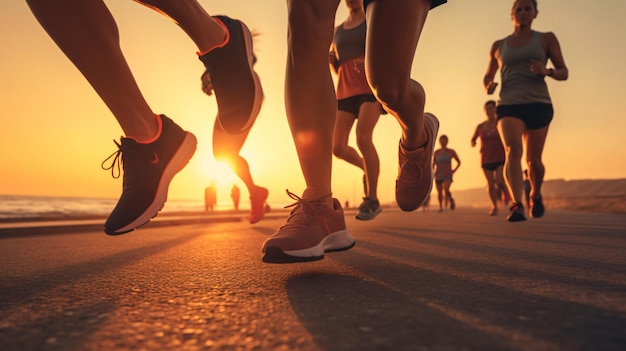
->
<box><xmin>120</xmin><ymin>137</ymin><xmax>139</xmax><ymax>146</ymax></box>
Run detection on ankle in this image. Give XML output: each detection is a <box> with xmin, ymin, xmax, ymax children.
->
<box><xmin>132</xmin><ymin>114</ymin><xmax>162</xmax><ymax>144</ymax></box>
<box><xmin>302</xmin><ymin>188</ymin><xmax>333</xmax><ymax>207</ymax></box>
<box><xmin>197</xmin><ymin>17</ymin><xmax>229</xmax><ymax>56</ymax></box>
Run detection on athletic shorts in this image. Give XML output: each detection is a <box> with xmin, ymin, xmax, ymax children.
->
<box><xmin>338</xmin><ymin>94</ymin><xmax>387</xmax><ymax>116</ymax></box>
<box><xmin>364</xmin><ymin>0</ymin><xmax>447</xmax><ymax>10</ymax></box>
<box><xmin>435</xmin><ymin>176</ymin><xmax>452</xmax><ymax>184</ymax></box>
<box><xmin>482</xmin><ymin>161</ymin><xmax>505</xmax><ymax>171</ymax></box>
<box><xmin>496</xmin><ymin>103</ymin><xmax>554</xmax><ymax>130</ymax></box>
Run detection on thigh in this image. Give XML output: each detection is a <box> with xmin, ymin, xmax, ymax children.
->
<box><xmin>497</xmin><ymin>117</ymin><xmax>526</xmax><ymax>152</ymax></box>
<box><xmin>482</xmin><ymin>168</ymin><xmax>496</xmax><ymax>185</ymax></box>
<box><xmin>365</xmin><ymin>0</ymin><xmax>430</xmax><ymax>91</ymax></box>
<box><xmin>334</xmin><ymin>110</ymin><xmax>357</xmax><ymax>145</ymax></box>
<box><xmin>524</xmin><ymin>125</ymin><xmax>550</xmax><ymax>162</ymax></box>
<box><xmin>355</xmin><ymin>101</ymin><xmax>382</xmax><ymax>137</ymax></box>
<box><xmin>212</xmin><ymin>118</ymin><xmax>247</xmax><ymax>157</ymax></box>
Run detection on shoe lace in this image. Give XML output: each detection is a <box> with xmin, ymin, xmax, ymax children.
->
<box><xmin>101</xmin><ymin>140</ymin><xmax>124</xmax><ymax>179</ymax></box>
<box><xmin>358</xmin><ymin>197</ymin><xmax>374</xmax><ymax>213</ymax></box>
<box><xmin>398</xmin><ymin>148</ymin><xmax>427</xmax><ymax>184</ymax></box>
<box><xmin>280</xmin><ymin>189</ymin><xmax>331</xmax><ymax>229</ymax></box>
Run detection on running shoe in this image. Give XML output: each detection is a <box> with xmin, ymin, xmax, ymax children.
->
<box><xmin>249</xmin><ymin>186</ymin><xmax>269</xmax><ymax>224</ymax></box>
<box><xmin>395</xmin><ymin>112</ymin><xmax>439</xmax><ymax>211</ymax></box>
<box><xmin>262</xmin><ymin>190</ymin><xmax>355</xmax><ymax>263</ymax></box>
<box><xmin>450</xmin><ymin>197</ymin><xmax>456</xmax><ymax>210</ymax></box>
<box><xmin>198</xmin><ymin>16</ymin><xmax>263</xmax><ymax>134</ymax></box>
<box><xmin>530</xmin><ymin>196</ymin><xmax>545</xmax><ymax>218</ymax></box>
<box><xmin>355</xmin><ymin>197</ymin><xmax>382</xmax><ymax>220</ymax></box>
<box><xmin>102</xmin><ymin>115</ymin><xmax>197</xmax><ymax>235</ymax></box>
<box><xmin>507</xmin><ymin>202</ymin><xmax>527</xmax><ymax>222</ymax></box>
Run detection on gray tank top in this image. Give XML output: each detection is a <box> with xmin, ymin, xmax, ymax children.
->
<box><xmin>333</xmin><ymin>20</ymin><xmax>367</xmax><ymax>64</ymax></box>
<box><xmin>498</xmin><ymin>31</ymin><xmax>551</xmax><ymax>105</ymax></box>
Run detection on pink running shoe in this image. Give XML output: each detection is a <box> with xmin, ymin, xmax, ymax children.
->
<box><xmin>249</xmin><ymin>186</ymin><xmax>269</xmax><ymax>224</ymax></box>
<box><xmin>262</xmin><ymin>190</ymin><xmax>355</xmax><ymax>263</ymax></box>
<box><xmin>395</xmin><ymin>112</ymin><xmax>439</xmax><ymax>211</ymax></box>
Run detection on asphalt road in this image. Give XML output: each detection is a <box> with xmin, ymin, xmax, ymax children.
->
<box><xmin>1</xmin><ymin>207</ymin><xmax>625</xmax><ymax>351</ymax></box>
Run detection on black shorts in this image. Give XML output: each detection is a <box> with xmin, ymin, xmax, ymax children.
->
<box><xmin>496</xmin><ymin>103</ymin><xmax>554</xmax><ymax>130</ymax></box>
<box><xmin>482</xmin><ymin>161</ymin><xmax>505</xmax><ymax>171</ymax></box>
<box><xmin>364</xmin><ymin>0</ymin><xmax>447</xmax><ymax>10</ymax></box>
<box><xmin>338</xmin><ymin>94</ymin><xmax>387</xmax><ymax>116</ymax></box>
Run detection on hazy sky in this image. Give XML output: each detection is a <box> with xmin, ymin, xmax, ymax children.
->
<box><xmin>1</xmin><ymin>0</ymin><xmax>625</xmax><ymax>208</ymax></box>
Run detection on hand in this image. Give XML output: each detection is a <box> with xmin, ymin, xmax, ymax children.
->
<box><xmin>201</xmin><ymin>69</ymin><xmax>213</xmax><ymax>96</ymax></box>
<box><xmin>486</xmin><ymin>81</ymin><xmax>498</xmax><ymax>95</ymax></box>
<box><xmin>471</xmin><ymin>140</ymin><xmax>476</xmax><ymax>147</ymax></box>
<box><xmin>529</xmin><ymin>59</ymin><xmax>547</xmax><ymax>76</ymax></box>
<box><xmin>329</xmin><ymin>50</ymin><xmax>338</xmax><ymax>66</ymax></box>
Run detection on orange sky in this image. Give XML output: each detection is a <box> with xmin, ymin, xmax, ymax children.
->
<box><xmin>1</xmin><ymin>1</ymin><xmax>625</xmax><ymax>208</ymax></box>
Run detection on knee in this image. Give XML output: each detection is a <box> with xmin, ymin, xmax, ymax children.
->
<box><xmin>213</xmin><ymin>146</ymin><xmax>231</xmax><ymax>163</ymax></box>
<box><xmin>288</xmin><ymin>1</ymin><xmax>337</xmax><ymax>41</ymax></box>
<box><xmin>332</xmin><ymin>144</ymin><xmax>345</xmax><ymax>159</ymax></box>
<box><xmin>356</xmin><ymin>134</ymin><xmax>373</xmax><ymax>151</ymax></box>
<box><xmin>526</xmin><ymin>158</ymin><xmax>544</xmax><ymax>171</ymax></box>
<box><xmin>370</xmin><ymin>85</ymin><xmax>404</xmax><ymax>110</ymax></box>
<box><xmin>505</xmin><ymin>144</ymin><xmax>524</xmax><ymax>160</ymax></box>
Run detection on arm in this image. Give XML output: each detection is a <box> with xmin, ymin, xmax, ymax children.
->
<box><xmin>484</xmin><ymin>40</ymin><xmax>501</xmax><ymax>94</ymax></box>
<box><xmin>545</xmin><ymin>32</ymin><xmax>569</xmax><ymax>81</ymax></box>
<box><xmin>470</xmin><ymin>124</ymin><xmax>480</xmax><ymax>147</ymax></box>
<box><xmin>329</xmin><ymin>26</ymin><xmax>340</xmax><ymax>76</ymax></box>
<box><xmin>531</xmin><ymin>32</ymin><xmax>569</xmax><ymax>80</ymax></box>
<box><xmin>451</xmin><ymin>150</ymin><xmax>461</xmax><ymax>173</ymax></box>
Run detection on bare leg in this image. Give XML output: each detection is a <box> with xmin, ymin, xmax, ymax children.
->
<box><xmin>333</xmin><ymin>111</ymin><xmax>364</xmax><ymax>170</ymax></box>
<box><xmin>285</xmin><ymin>0</ymin><xmax>340</xmax><ymax>205</ymax></box>
<box><xmin>498</xmin><ymin>117</ymin><xmax>526</xmax><ymax>204</ymax></box>
<box><xmin>355</xmin><ymin>102</ymin><xmax>382</xmax><ymax>199</ymax></box>
<box><xmin>365</xmin><ymin>0</ymin><xmax>430</xmax><ymax>150</ymax></box>
<box><xmin>26</xmin><ymin>0</ymin><xmax>157</xmax><ymax>141</ymax></box>
<box><xmin>483</xmin><ymin>169</ymin><xmax>498</xmax><ymax>212</ymax></box>
<box><xmin>212</xmin><ymin>119</ymin><xmax>256</xmax><ymax>195</ymax></box>
<box><xmin>443</xmin><ymin>179</ymin><xmax>452</xmax><ymax>207</ymax></box>
<box><xmin>135</xmin><ymin>0</ymin><xmax>226</xmax><ymax>53</ymax></box>
<box><xmin>524</xmin><ymin>126</ymin><xmax>549</xmax><ymax>200</ymax></box>
<box><xmin>436</xmin><ymin>181</ymin><xmax>444</xmax><ymax>211</ymax></box>
<box><xmin>495</xmin><ymin>165</ymin><xmax>508</xmax><ymax>203</ymax></box>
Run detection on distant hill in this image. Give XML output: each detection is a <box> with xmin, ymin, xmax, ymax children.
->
<box><xmin>452</xmin><ymin>178</ymin><xmax>626</xmax><ymax>214</ymax></box>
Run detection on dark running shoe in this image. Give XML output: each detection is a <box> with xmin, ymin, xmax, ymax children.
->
<box><xmin>530</xmin><ymin>196</ymin><xmax>545</xmax><ymax>218</ymax></box>
<box><xmin>356</xmin><ymin>197</ymin><xmax>382</xmax><ymax>220</ymax></box>
<box><xmin>198</xmin><ymin>16</ymin><xmax>263</xmax><ymax>134</ymax></box>
<box><xmin>102</xmin><ymin>115</ymin><xmax>197</xmax><ymax>235</ymax></box>
<box><xmin>507</xmin><ymin>202</ymin><xmax>527</xmax><ymax>222</ymax></box>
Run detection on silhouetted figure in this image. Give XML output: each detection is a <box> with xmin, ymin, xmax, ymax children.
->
<box><xmin>205</xmin><ymin>183</ymin><xmax>217</xmax><ymax>212</ymax></box>
<box><xmin>230</xmin><ymin>184</ymin><xmax>241</xmax><ymax>211</ymax></box>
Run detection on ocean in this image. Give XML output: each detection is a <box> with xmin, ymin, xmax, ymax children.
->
<box><xmin>0</xmin><ymin>194</ymin><xmax>219</xmax><ymax>219</ymax></box>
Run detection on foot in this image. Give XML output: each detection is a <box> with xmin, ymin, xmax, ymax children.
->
<box><xmin>102</xmin><ymin>115</ymin><xmax>197</xmax><ymax>235</ymax></box>
<box><xmin>530</xmin><ymin>196</ymin><xmax>545</xmax><ymax>218</ymax></box>
<box><xmin>395</xmin><ymin>113</ymin><xmax>439</xmax><ymax>211</ymax></box>
<box><xmin>198</xmin><ymin>16</ymin><xmax>263</xmax><ymax>134</ymax></box>
<box><xmin>249</xmin><ymin>186</ymin><xmax>269</xmax><ymax>224</ymax></box>
<box><xmin>261</xmin><ymin>190</ymin><xmax>355</xmax><ymax>263</ymax></box>
<box><xmin>450</xmin><ymin>197</ymin><xmax>456</xmax><ymax>210</ymax></box>
<box><xmin>489</xmin><ymin>207</ymin><xmax>498</xmax><ymax>216</ymax></box>
<box><xmin>355</xmin><ymin>197</ymin><xmax>382</xmax><ymax>221</ymax></box>
<box><xmin>506</xmin><ymin>202</ymin><xmax>527</xmax><ymax>222</ymax></box>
